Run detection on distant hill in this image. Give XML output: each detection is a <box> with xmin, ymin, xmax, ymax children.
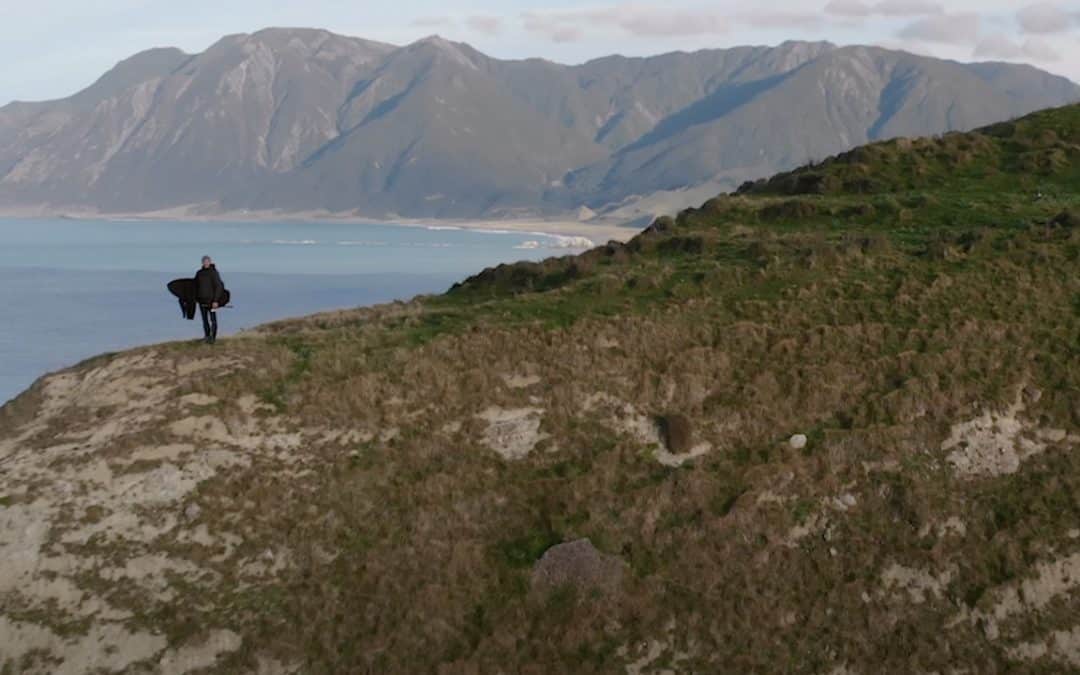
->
<box><xmin>1</xmin><ymin>28</ymin><xmax>1078</xmax><ymax>221</ymax></box>
<box><xmin>2</xmin><ymin>103</ymin><xmax>1080</xmax><ymax>673</ymax></box>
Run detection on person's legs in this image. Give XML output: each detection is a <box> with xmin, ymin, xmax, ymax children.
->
<box><xmin>209</xmin><ymin>309</ymin><xmax>218</xmax><ymax>344</ymax></box>
<box><xmin>199</xmin><ymin>305</ymin><xmax>212</xmax><ymax>342</ymax></box>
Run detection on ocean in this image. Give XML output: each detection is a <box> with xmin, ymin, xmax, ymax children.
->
<box><xmin>0</xmin><ymin>218</ymin><xmax>588</xmax><ymax>404</ymax></box>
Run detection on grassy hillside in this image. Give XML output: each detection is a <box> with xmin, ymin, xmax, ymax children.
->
<box><xmin>1</xmin><ymin>105</ymin><xmax>1078</xmax><ymax>674</ymax></box>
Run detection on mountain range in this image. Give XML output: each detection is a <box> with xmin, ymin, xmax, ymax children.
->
<box><xmin>1</xmin><ymin>27</ymin><xmax>1078</xmax><ymax>221</ymax></box>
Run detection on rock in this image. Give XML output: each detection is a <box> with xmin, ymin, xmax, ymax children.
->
<box><xmin>531</xmin><ymin>539</ymin><xmax>624</xmax><ymax>594</ymax></box>
<box><xmin>789</xmin><ymin>434</ymin><xmax>808</xmax><ymax>450</ymax></box>
<box><xmin>183</xmin><ymin>502</ymin><xmax>202</xmax><ymax>521</ymax></box>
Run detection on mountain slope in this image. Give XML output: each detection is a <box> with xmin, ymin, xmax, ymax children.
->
<box><xmin>1</xmin><ymin>104</ymin><xmax>1078</xmax><ymax>673</ymax></box>
<box><xmin>0</xmin><ymin>29</ymin><xmax>393</xmax><ymax>211</ymax></box>
<box><xmin>565</xmin><ymin>46</ymin><xmax>1077</xmax><ymax>207</ymax></box>
<box><xmin>0</xmin><ymin>29</ymin><xmax>1077</xmax><ymax>219</ymax></box>
<box><xmin>237</xmin><ymin>37</ymin><xmax>607</xmax><ymax>217</ymax></box>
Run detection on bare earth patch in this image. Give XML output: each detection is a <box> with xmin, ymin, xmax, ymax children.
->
<box><xmin>501</xmin><ymin>373</ymin><xmax>542</xmax><ymax>389</ymax></box>
<box><xmin>583</xmin><ymin>392</ymin><xmax>713</xmax><ymax>466</ymax></box>
<box><xmin>0</xmin><ymin>349</ymin><xmax>275</xmax><ymax>672</ymax></box>
<box><xmin>942</xmin><ymin>390</ymin><xmax>1073</xmax><ymax>478</ymax></box>
<box><xmin>476</xmin><ymin>407</ymin><xmax>548</xmax><ymax>460</ymax></box>
<box><xmin>158</xmin><ymin>629</ymin><xmax>243</xmax><ymax>675</ymax></box>
<box><xmin>1008</xmin><ymin>625</ymin><xmax>1080</xmax><ymax>669</ymax></box>
<box><xmin>954</xmin><ymin>552</ymin><xmax>1080</xmax><ymax>640</ymax></box>
<box><xmin>880</xmin><ymin>563</ymin><xmax>954</xmax><ymax>604</ymax></box>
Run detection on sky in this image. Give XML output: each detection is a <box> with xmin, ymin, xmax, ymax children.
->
<box><xmin>3</xmin><ymin>1</ymin><xmax>1080</xmax><ymax>104</ymax></box>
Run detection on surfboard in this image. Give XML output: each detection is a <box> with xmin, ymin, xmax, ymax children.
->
<box><xmin>168</xmin><ymin>278</ymin><xmax>197</xmax><ymax>320</ymax></box>
<box><xmin>167</xmin><ymin>278</ymin><xmax>195</xmax><ymax>300</ymax></box>
<box><xmin>167</xmin><ymin>279</ymin><xmax>231</xmax><ymax>320</ymax></box>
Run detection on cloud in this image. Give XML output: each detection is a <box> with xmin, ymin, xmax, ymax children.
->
<box><xmin>825</xmin><ymin>0</ymin><xmax>872</xmax><ymax>15</ymax></box>
<box><xmin>898</xmin><ymin>12</ymin><xmax>980</xmax><ymax>45</ymax></box>
<box><xmin>825</xmin><ymin>0</ymin><xmax>942</xmax><ymax>18</ymax></box>
<box><xmin>739</xmin><ymin>10</ymin><xmax>824</xmax><ymax>29</ymax></box>
<box><xmin>522</xmin><ymin>4</ymin><xmax>728</xmax><ymax>42</ymax></box>
<box><xmin>522</xmin><ymin>14</ymin><xmax>584</xmax><ymax>43</ymax></box>
<box><xmin>974</xmin><ymin>33</ymin><xmax>1062</xmax><ymax>61</ymax></box>
<box><xmin>875</xmin><ymin>0</ymin><xmax>944</xmax><ymax>16</ymax></box>
<box><xmin>1022</xmin><ymin>38</ymin><xmax>1064</xmax><ymax>61</ymax></box>
<box><xmin>411</xmin><ymin>16</ymin><xmax>456</xmax><ymax>29</ymax></box>
<box><xmin>1016</xmin><ymin>3</ymin><xmax>1075</xmax><ymax>35</ymax></box>
<box><xmin>466</xmin><ymin>15</ymin><xmax>504</xmax><ymax>36</ymax></box>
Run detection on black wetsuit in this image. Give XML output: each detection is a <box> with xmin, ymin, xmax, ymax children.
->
<box><xmin>194</xmin><ymin>265</ymin><xmax>225</xmax><ymax>342</ymax></box>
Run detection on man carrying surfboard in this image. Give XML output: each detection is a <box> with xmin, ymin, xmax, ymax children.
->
<box><xmin>195</xmin><ymin>255</ymin><xmax>226</xmax><ymax>344</ymax></box>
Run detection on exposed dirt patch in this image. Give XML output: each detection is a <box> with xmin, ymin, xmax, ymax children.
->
<box><xmin>956</xmin><ymin>552</ymin><xmax>1080</xmax><ymax>640</ymax></box>
<box><xmin>584</xmin><ymin>393</ymin><xmax>713</xmax><ymax>466</ymax></box>
<box><xmin>476</xmin><ymin>407</ymin><xmax>548</xmax><ymax>460</ymax></box>
<box><xmin>0</xmin><ymin>615</ymin><xmax>167</xmax><ymax>675</ymax></box>
<box><xmin>942</xmin><ymin>390</ymin><xmax>1072</xmax><ymax>478</ymax></box>
<box><xmin>0</xmin><ymin>348</ymin><xmax>267</xmax><ymax>672</ymax></box>
<box><xmin>157</xmin><ymin>629</ymin><xmax>242</xmax><ymax>675</ymax></box>
<box><xmin>616</xmin><ymin>620</ymin><xmax>695</xmax><ymax>675</ymax></box>
<box><xmin>880</xmin><ymin>563</ymin><xmax>954</xmax><ymax>604</ymax></box>
<box><xmin>1008</xmin><ymin>625</ymin><xmax>1080</xmax><ymax>669</ymax></box>
<box><xmin>502</xmin><ymin>373</ymin><xmax>542</xmax><ymax>389</ymax></box>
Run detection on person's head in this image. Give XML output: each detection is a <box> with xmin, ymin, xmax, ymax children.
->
<box><xmin>201</xmin><ymin>255</ymin><xmax>212</xmax><ymax>269</ymax></box>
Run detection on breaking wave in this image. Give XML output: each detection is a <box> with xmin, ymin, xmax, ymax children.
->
<box><xmin>514</xmin><ymin>235</ymin><xmax>594</xmax><ymax>250</ymax></box>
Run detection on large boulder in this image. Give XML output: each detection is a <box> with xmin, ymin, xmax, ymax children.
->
<box><xmin>531</xmin><ymin>539</ymin><xmax>624</xmax><ymax>594</ymax></box>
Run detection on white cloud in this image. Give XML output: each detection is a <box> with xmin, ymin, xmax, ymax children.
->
<box><xmin>898</xmin><ymin>12</ymin><xmax>980</xmax><ymax>44</ymax></box>
<box><xmin>466</xmin><ymin>15</ymin><xmax>504</xmax><ymax>36</ymax></box>
<box><xmin>825</xmin><ymin>0</ymin><xmax>943</xmax><ymax>17</ymax></box>
<box><xmin>825</xmin><ymin>0</ymin><xmax>872</xmax><ymax>15</ymax></box>
<box><xmin>1022</xmin><ymin>38</ymin><xmax>1063</xmax><ymax>61</ymax></box>
<box><xmin>876</xmin><ymin>0</ymin><xmax>945</xmax><ymax>16</ymax></box>
<box><xmin>1016</xmin><ymin>3</ymin><xmax>1075</xmax><ymax>34</ymax></box>
<box><xmin>522</xmin><ymin>4</ymin><xmax>728</xmax><ymax>42</ymax></box>
<box><xmin>740</xmin><ymin>10</ymin><xmax>824</xmax><ymax>29</ymax></box>
<box><xmin>411</xmin><ymin>16</ymin><xmax>456</xmax><ymax>29</ymax></box>
<box><xmin>974</xmin><ymin>33</ymin><xmax>1061</xmax><ymax>61</ymax></box>
<box><xmin>522</xmin><ymin>14</ymin><xmax>584</xmax><ymax>43</ymax></box>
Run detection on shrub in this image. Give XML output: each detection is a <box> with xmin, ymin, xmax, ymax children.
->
<box><xmin>657</xmin><ymin>413</ymin><xmax>694</xmax><ymax>454</ymax></box>
<box><xmin>1051</xmin><ymin>209</ymin><xmax>1078</xmax><ymax>229</ymax></box>
<box><xmin>761</xmin><ymin>199</ymin><xmax>819</xmax><ymax>221</ymax></box>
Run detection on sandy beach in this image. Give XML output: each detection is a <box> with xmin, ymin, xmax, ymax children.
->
<box><xmin>0</xmin><ymin>204</ymin><xmax>644</xmax><ymax>244</ymax></box>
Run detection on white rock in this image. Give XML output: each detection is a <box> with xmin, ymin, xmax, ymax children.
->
<box><xmin>789</xmin><ymin>434</ymin><xmax>808</xmax><ymax>450</ymax></box>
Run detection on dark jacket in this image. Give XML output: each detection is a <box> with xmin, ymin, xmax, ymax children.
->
<box><xmin>195</xmin><ymin>265</ymin><xmax>225</xmax><ymax>306</ymax></box>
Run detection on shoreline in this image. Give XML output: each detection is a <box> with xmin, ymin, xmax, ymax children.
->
<box><xmin>0</xmin><ymin>206</ymin><xmax>644</xmax><ymax>243</ymax></box>
<box><xmin>0</xmin><ymin>208</ymin><xmax>646</xmax><ymax>406</ymax></box>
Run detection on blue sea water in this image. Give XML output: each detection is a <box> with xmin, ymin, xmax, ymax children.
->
<box><xmin>0</xmin><ymin>218</ymin><xmax>584</xmax><ymax>404</ymax></box>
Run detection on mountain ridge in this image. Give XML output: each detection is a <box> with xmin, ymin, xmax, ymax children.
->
<box><xmin>1</xmin><ymin>28</ymin><xmax>1078</xmax><ymax>221</ymax></box>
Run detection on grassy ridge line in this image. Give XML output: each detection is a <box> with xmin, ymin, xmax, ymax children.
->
<box><xmin>244</xmin><ymin>104</ymin><xmax>1079</xmax><ymax>354</ymax></box>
